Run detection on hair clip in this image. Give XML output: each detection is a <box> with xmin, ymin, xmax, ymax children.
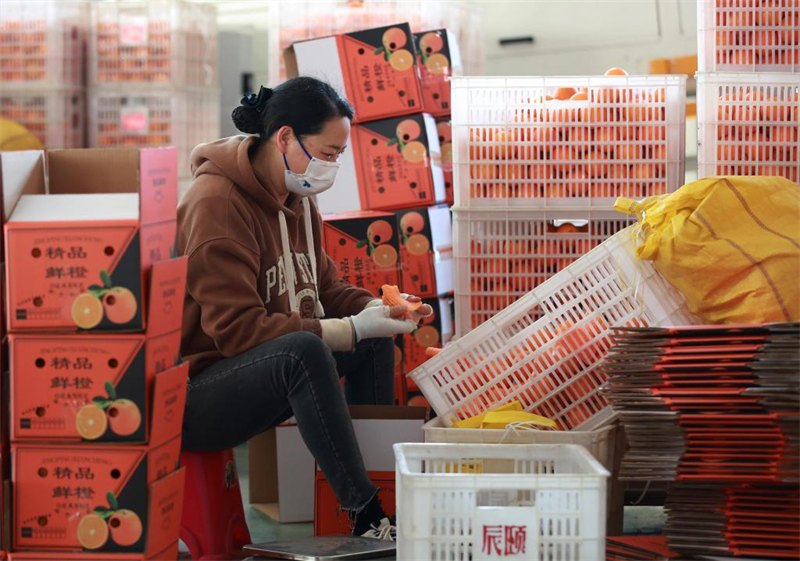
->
<box><xmin>241</xmin><ymin>86</ymin><xmax>273</xmax><ymax>111</ymax></box>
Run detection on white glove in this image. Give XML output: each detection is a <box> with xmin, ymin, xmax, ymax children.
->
<box><xmin>350</xmin><ymin>304</ymin><xmax>417</xmax><ymax>342</ymax></box>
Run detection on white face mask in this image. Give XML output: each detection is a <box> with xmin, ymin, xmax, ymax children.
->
<box><xmin>283</xmin><ymin>137</ymin><xmax>341</xmax><ymax>196</ymax></box>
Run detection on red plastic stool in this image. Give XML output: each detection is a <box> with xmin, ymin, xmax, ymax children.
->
<box><xmin>180</xmin><ymin>449</ymin><xmax>251</xmax><ymax>560</ymax></box>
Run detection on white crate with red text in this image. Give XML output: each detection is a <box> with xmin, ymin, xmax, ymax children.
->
<box><xmin>394</xmin><ymin>442</ymin><xmax>608</xmax><ymax>561</ymax></box>
<box><xmin>407</xmin><ymin>226</ymin><xmax>698</xmax><ymax>431</ymax></box>
<box><xmin>697</xmin><ymin>72</ymin><xmax>800</xmax><ymax>182</ymax></box>
<box><xmin>451</xmin><ymin>75</ymin><xmax>686</xmax><ymax>210</ymax></box>
<box><xmin>453</xmin><ymin>209</ymin><xmax>632</xmax><ymax>335</ymax></box>
<box><xmin>698</xmin><ymin>0</ymin><xmax>799</xmax><ymax>72</ymax></box>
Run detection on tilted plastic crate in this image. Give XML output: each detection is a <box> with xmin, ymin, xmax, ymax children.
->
<box><xmin>88</xmin><ymin>87</ymin><xmax>220</xmax><ymax>177</ymax></box>
<box><xmin>0</xmin><ymin>0</ymin><xmax>87</xmax><ymax>87</ymax></box>
<box><xmin>698</xmin><ymin>0</ymin><xmax>799</xmax><ymax>72</ymax></box>
<box><xmin>407</xmin><ymin>226</ymin><xmax>698</xmax><ymax>430</ymax></box>
<box><xmin>451</xmin><ymin>75</ymin><xmax>686</xmax><ymax>210</ymax></box>
<box><xmin>0</xmin><ymin>88</ymin><xmax>85</xmax><ymax>148</ymax></box>
<box><xmin>394</xmin><ymin>442</ymin><xmax>609</xmax><ymax>561</ymax></box>
<box><xmin>453</xmin><ymin>208</ymin><xmax>633</xmax><ymax>335</ymax></box>
<box><xmin>89</xmin><ymin>0</ymin><xmax>217</xmax><ymax>87</ymax></box>
<box><xmin>697</xmin><ymin>72</ymin><xmax>800</xmax><ymax>182</ymax></box>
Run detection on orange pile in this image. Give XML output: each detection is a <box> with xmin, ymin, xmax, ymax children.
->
<box><xmin>468</xmin><ymin>68</ymin><xmax>671</xmax><ymax>201</ymax></box>
<box><xmin>713</xmin><ymin>0</ymin><xmax>800</xmax><ymax>67</ymax></box>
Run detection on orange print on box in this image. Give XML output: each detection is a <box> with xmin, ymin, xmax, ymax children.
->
<box><xmin>436</xmin><ymin>117</ymin><xmax>454</xmax><ymax>205</ymax></box>
<box><xmin>403</xmin><ymin>298</ymin><xmax>453</xmax><ymax>374</ymax></box>
<box><xmin>322</xmin><ymin>211</ymin><xmax>400</xmax><ymax>297</ymax></box>
<box><xmin>352</xmin><ymin>113</ymin><xmax>441</xmax><ymax>210</ymax></box>
<box><xmin>337</xmin><ymin>24</ymin><xmax>423</xmax><ymax>123</ymax></box>
<box><xmin>413</xmin><ymin>30</ymin><xmax>461</xmax><ymax>118</ymax></box>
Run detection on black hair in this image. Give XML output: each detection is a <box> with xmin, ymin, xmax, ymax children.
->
<box><xmin>231</xmin><ymin>77</ymin><xmax>355</xmax><ymax>140</ymax></box>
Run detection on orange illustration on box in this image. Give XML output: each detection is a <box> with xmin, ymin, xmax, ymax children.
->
<box><xmin>396</xmin><ymin>210</ymin><xmax>436</xmax><ymax>298</ymax></box>
<box><xmin>72</xmin><ymin>269</ymin><xmax>138</xmax><ymax>329</ymax></box>
<box><xmin>355</xmin><ymin>219</ymin><xmax>398</xmax><ymax>268</ymax></box>
<box><xmin>414</xmin><ymin>30</ymin><xmax>453</xmax><ymax>116</ymax></box>
<box><xmin>76</xmin><ymin>382</ymin><xmax>142</xmax><ymax>440</ymax></box>
<box><xmin>76</xmin><ymin>491</ymin><xmax>143</xmax><ymax>550</ymax></box>
<box><xmin>404</xmin><ymin>298</ymin><xmax>441</xmax><ymax>373</ymax></box>
<box><xmin>436</xmin><ymin>119</ymin><xmax>453</xmax><ymax>204</ymax></box>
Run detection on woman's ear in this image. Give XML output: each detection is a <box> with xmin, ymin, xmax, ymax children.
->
<box><xmin>275</xmin><ymin>125</ymin><xmax>294</xmax><ymax>154</ymax></box>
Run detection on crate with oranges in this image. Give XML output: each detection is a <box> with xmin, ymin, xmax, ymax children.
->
<box><xmin>698</xmin><ymin>0</ymin><xmax>799</xmax><ymax>72</ymax></box>
<box><xmin>450</xmin><ymin>71</ymin><xmax>687</xmax><ymax>209</ymax></box>
<box><xmin>0</xmin><ymin>89</ymin><xmax>85</xmax><ymax>149</ymax></box>
<box><xmin>88</xmin><ymin>0</ymin><xmax>217</xmax><ymax>87</ymax></box>
<box><xmin>697</xmin><ymin>72</ymin><xmax>800</xmax><ymax>182</ymax></box>
<box><xmin>0</xmin><ymin>0</ymin><xmax>87</xmax><ymax>88</ymax></box>
<box><xmin>452</xmin><ymin>209</ymin><xmax>632</xmax><ymax>336</ymax></box>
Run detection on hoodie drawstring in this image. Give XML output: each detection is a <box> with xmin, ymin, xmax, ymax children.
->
<box><xmin>277</xmin><ymin>199</ymin><xmax>325</xmax><ymax>318</ymax></box>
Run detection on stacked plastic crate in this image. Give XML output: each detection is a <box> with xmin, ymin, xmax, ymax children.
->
<box><xmin>0</xmin><ymin>1</ymin><xmax>87</xmax><ymax>148</ymax></box>
<box><xmin>696</xmin><ymin>0</ymin><xmax>799</xmax><ymax>182</ymax></box>
<box><xmin>86</xmin><ymin>0</ymin><xmax>220</xmax><ymax>178</ymax></box>
<box><xmin>450</xmin><ymin>74</ymin><xmax>688</xmax><ymax>336</ymax></box>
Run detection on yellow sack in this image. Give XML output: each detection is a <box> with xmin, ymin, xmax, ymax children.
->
<box><xmin>615</xmin><ymin>176</ymin><xmax>800</xmax><ymax>324</ymax></box>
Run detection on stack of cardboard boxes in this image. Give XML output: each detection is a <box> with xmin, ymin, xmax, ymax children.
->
<box><xmin>0</xmin><ymin>147</ymin><xmax>189</xmax><ymax>560</ymax></box>
<box><xmin>285</xmin><ymin>23</ymin><xmax>461</xmax><ymax>407</ymax></box>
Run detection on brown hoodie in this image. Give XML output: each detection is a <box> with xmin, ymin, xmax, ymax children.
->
<box><xmin>179</xmin><ymin>136</ymin><xmax>374</xmax><ymax>376</ymax></box>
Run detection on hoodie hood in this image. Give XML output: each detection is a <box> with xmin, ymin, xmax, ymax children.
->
<box><xmin>190</xmin><ymin>135</ymin><xmax>294</xmax><ymax>214</ymax></box>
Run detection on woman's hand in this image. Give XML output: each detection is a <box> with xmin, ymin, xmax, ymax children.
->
<box><xmin>350</xmin><ymin>305</ymin><xmax>417</xmax><ymax>341</ymax></box>
<box><xmin>399</xmin><ymin>293</ymin><xmax>434</xmax><ymax>325</ymax></box>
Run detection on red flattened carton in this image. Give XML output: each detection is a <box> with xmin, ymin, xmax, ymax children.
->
<box><xmin>435</xmin><ymin>117</ymin><xmax>453</xmax><ymax>205</ymax></box>
<box><xmin>11</xmin><ymin>362</ymin><xmax>188</xmax><ymax>554</ymax></box>
<box><xmin>9</xmin><ymin>258</ymin><xmax>186</xmax><ymax>444</ymax></box>
<box><xmin>284</xmin><ymin>23</ymin><xmax>423</xmax><ymax>124</ymax></box>
<box><xmin>394</xmin><ymin>205</ymin><xmax>453</xmax><ymax>299</ymax></box>
<box><xmin>316</xmin><ymin>113</ymin><xmax>445</xmax><ymax>214</ymax></box>
<box><xmin>403</xmin><ymin>297</ymin><xmax>454</xmax><ymax>376</ymax></box>
<box><xmin>413</xmin><ymin>29</ymin><xmax>462</xmax><ymax>118</ymax></box>
<box><xmin>322</xmin><ymin>211</ymin><xmax>400</xmax><ymax>298</ymax></box>
<box><xmin>3</xmin><ymin>147</ymin><xmax>180</xmax><ymax>333</ymax></box>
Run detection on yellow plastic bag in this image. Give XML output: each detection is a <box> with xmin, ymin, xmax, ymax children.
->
<box><xmin>615</xmin><ymin>176</ymin><xmax>800</xmax><ymax>324</ymax></box>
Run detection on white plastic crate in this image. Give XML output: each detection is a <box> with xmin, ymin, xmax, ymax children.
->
<box><xmin>408</xmin><ymin>226</ymin><xmax>698</xmax><ymax>430</ymax></box>
<box><xmin>697</xmin><ymin>72</ymin><xmax>800</xmax><ymax>182</ymax></box>
<box><xmin>89</xmin><ymin>0</ymin><xmax>217</xmax><ymax>87</ymax></box>
<box><xmin>88</xmin><ymin>87</ymin><xmax>220</xmax><ymax>177</ymax></box>
<box><xmin>0</xmin><ymin>0</ymin><xmax>87</xmax><ymax>87</ymax></box>
<box><xmin>698</xmin><ymin>0</ymin><xmax>800</xmax><ymax>72</ymax></box>
<box><xmin>451</xmin><ymin>75</ymin><xmax>687</xmax><ymax>210</ymax></box>
<box><xmin>453</xmin><ymin>209</ymin><xmax>633</xmax><ymax>335</ymax></box>
<box><xmin>0</xmin><ymin>88</ymin><xmax>85</xmax><ymax>148</ymax></box>
<box><xmin>394</xmin><ymin>442</ymin><xmax>609</xmax><ymax>561</ymax></box>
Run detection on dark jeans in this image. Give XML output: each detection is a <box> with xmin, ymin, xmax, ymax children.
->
<box><xmin>181</xmin><ymin>332</ymin><xmax>395</xmax><ymax>511</ymax></box>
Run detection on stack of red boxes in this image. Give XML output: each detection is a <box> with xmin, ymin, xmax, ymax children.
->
<box><xmin>1</xmin><ymin>147</ymin><xmax>188</xmax><ymax>561</ymax></box>
<box><xmin>285</xmin><ymin>23</ymin><xmax>461</xmax><ymax>407</ymax></box>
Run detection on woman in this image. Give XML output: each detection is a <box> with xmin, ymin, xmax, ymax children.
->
<box><xmin>178</xmin><ymin>76</ymin><xmax>432</xmax><ymax>539</ymax></box>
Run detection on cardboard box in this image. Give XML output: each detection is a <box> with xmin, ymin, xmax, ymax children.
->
<box><xmin>403</xmin><ymin>297</ymin><xmax>454</xmax><ymax>375</ymax></box>
<box><xmin>435</xmin><ymin>117</ymin><xmax>454</xmax><ymax>205</ymax></box>
<box><xmin>316</xmin><ymin>113</ymin><xmax>445</xmax><ymax>214</ymax></box>
<box><xmin>0</xmin><ymin>151</ymin><xmax>48</xmax><ymax>263</ymax></box>
<box><xmin>394</xmin><ymin>205</ymin><xmax>453</xmax><ymax>298</ymax></box>
<box><xmin>413</xmin><ymin>29</ymin><xmax>462</xmax><ymax>118</ymax></box>
<box><xmin>315</xmin><ymin>470</ymin><xmax>394</xmax><ymax>536</ymax></box>
<box><xmin>284</xmin><ymin>23</ymin><xmax>423</xmax><ymax>124</ymax></box>
<box><xmin>8</xmin><ymin>541</ymin><xmax>177</xmax><ymax>560</ymax></box>
<box><xmin>322</xmin><ymin>211</ymin><xmax>400</xmax><ymax>297</ymax></box>
<box><xmin>393</xmin><ymin>337</ymin><xmax>405</xmax><ymax>405</ymax></box>
<box><xmin>11</xmin><ymin>363</ymin><xmax>187</xmax><ymax>553</ymax></box>
<box><xmin>4</xmin><ymin>147</ymin><xmax>179</xmax><ymax>333</ymax></box>
<box><xmin>248</xmin><ymin>405</ymin><xmax>426</xmax><ymax>523</ymax></box>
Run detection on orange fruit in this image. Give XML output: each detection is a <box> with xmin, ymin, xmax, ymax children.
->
<box><xmin>401</xmin><ymin>140</ymin><xmax>427</xmax><ymax>163</ymax></box>
<box><xmin>414</xmin><ymin>325</ymin><xmax>440</xmax><ymax>347</ymax></box>
<box><xmin>424</xmin><ymin>53</ymin><xmax>449</xmax><ymax>75</ymax></box>
<box><xmin>107</xmin><ymin>399</ymin><xmax>142</xmax><ymax>436</ymax></box>
<box><xmin>102</xmin><ymin>286</ymin><xmax>137</xmax><ymax>325</ymax></box>
<box><xmin>108</xmin><ymin>509</ymin><xmax>143</xmax><ymax>546</ymax></box>
<box><xmin>78</xmin><ymin>513</ymin><xmax>109</xmax><ymax>550</ymax></box>
<box><xmin>569</xmin><ymin>91</ymin><xmax>588</xmax><ymax>101</ymax></box>
<box><xmin>76</xmin><ymin>404</ymin><xmax>108</xmax><ymax>440</ymax></box>
<box><xmin>396</xmin><ymin>119</ymin><xmax>421</xmax><ymax>143</ymax></box>
<box><xmin>389</xmin><ymin>49</ymin><xmax>414</xmax><ymax>71</ymax></box>
<box><xmin>406</xmin><ymin>233</ymin><xmax>431</xmax><ymax>256</ymax></box>
<box><xmin>604</xmin><ymin>67</ymin><xmax>628</xmax><ymax>76</ymax></box>
<box><xmin>372</xmin><ymin>244</ymin><xmax>398</xmax><ymax>267</ymax></box>
<box><xmin>382</xmin><ymin>27</ymin><xmax>407</xmax><ymax>52</ymax></box>
<box><xmin>400</xmin><ymin>211</ymin><xmax>425</xmax><ymax>236</ymax></box>
<box><xmin>418</xmin><ymin>32</ymin><xmax>443</xmax><ymax>56</ymax></box>
<box><xmin>366</xmin><ymin>220</ymin><xmax>393</xmax><ymax>246</ymax></box>
<box><xmin>71</xmin><ymin>292</ymin><xmax>104</xmax><ymax>329</ymax></box>
<box><xmin>554</xmin><ymin>87</ymin><xmax>577</xmax><ymax>100</ymax></box>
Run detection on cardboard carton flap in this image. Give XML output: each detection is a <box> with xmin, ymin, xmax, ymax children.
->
<box><xmin>138</xmin><ymin>147</ymin><xmax>178</xmax><ymax>226</ymax></box>
<box><xmin>8</xmin><ymin>193</ymin><xmax>139</xmax><ymax>222</ymax></box>
<box><xmin>145</xmin><ymin>467</ymin><xmax>185</xmax><ymax>558</ymax></box>
<box><xmin>427</xmin><ymin>205</ymin><xmax>453</xmax><ymax>251</ymax></box>
<box><xmin>146</xmin><ymin>257</ymin><xmax>188</xmax><ymax>337</ymax></box>
<box><xmin>47</xmin><ymin>148</ymin><xmax>141</xmax><ymax>195</ymax></box>
<box><xmin>149</xmin><ymin>362</ymin><xmax>188</xmax><ymax>449</ymax></box>
<box><xmin>1</xmin><ymin>150</ymin><xmax>46</xmax><ymax>221</ymax></box>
